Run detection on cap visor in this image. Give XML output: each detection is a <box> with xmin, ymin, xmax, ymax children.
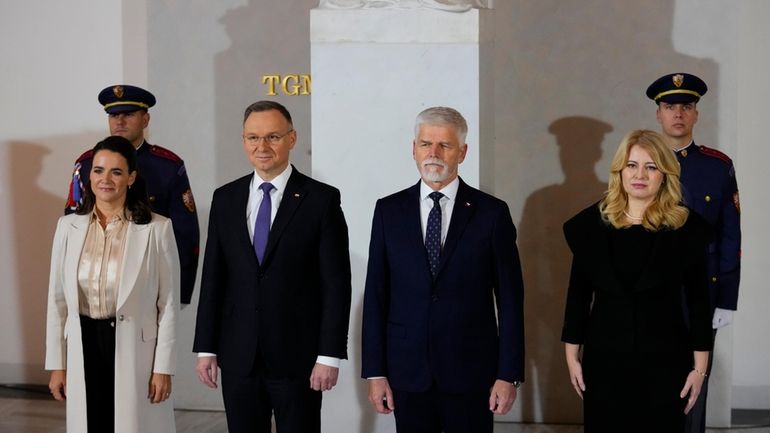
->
<box><xmin>104</xmin><ymin>104</ymin><xmax>145</xmax><ymax>114</ymax></box>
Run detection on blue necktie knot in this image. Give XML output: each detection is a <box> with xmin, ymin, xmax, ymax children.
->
<box><xmin>259</xmin><ymin>182</ymin><xmax>275</xmax><ymax>195</ymax></box>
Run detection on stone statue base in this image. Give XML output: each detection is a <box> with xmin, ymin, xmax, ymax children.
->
<box><xmin>318</xmin><ymin>0</ymin><xmax>491</xmax><ymax>13</ymax></box>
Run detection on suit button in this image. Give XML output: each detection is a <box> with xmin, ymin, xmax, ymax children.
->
<box><xmin>705</xmin><ymin>195</ymin><xmax>711</xmax><ymax>203</ymax></box>
<box><xmin>432</xmin><ymin>295</ymin><xmax>439</xmax><ymax>302</ymax></box>
<box><xmin>118</xmin><ymin>315</ymin><xmax>125</xmax><ymax>321</ymax></box>
<box><xmin>711</xmin><ymin>276</ymin><xmax>718</xmax><ymax>283</ymax></box>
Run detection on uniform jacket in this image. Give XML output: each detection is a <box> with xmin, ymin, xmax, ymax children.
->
<box><xmin>45</xmin><ymin>213</ymin><xmax>179</xmax><ymax>433</ymax></box>
<box><xmin>560</xmin><ymin>204</ymin><xmax>713</xmax><ymax>353</ymax></box>
<box><xmin>192</xmin><ymin>167</ymin><xmax>352</xmax><ymax>378</ymax></box>
<box><xmin>361</xmin><ymin>179</ymin><xmax>525</xmax><ymax>393</ymax></box>
<box><xmin>677</xmin><ymin>142</ymin><xmax>741</xmax><ymax>311</ymax></box>
<box><xmin>65</xmin><ymin>141</ymin><xmax>200</xmax><ymax>304</ymax></box>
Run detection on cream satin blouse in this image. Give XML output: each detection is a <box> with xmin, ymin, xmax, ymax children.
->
<box><xmin>77</xmin><ymin>212</ymin><xmax>129</xmax><ymax>319</ymax></box>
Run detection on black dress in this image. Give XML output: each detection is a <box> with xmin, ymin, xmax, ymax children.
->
<box><xmin>561</xmin><ymin>204</ymin><xmax>712</xmax><ymax>433</ymax></box>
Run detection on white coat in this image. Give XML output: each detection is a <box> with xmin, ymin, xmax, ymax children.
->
<box><xmin>45</xmin><ymin>213</ymin><xmax>179</xmax><ymax>433</ymax></box>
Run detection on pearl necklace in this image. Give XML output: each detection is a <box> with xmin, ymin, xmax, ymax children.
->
<box><xmin>623</xmin><ymin>210</ymin><xmax>642</xmax><ymax>221</ymax></box>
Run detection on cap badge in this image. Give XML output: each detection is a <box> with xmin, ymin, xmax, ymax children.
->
<box><xmin>112</xmin><ymin>85</ymin><xmax>124</xmax><ymax>98</ymax></box>
<box><xmin>672</xmin><ymin>74</ymin><xmax>684</xmax><ymax>88</ymax></box>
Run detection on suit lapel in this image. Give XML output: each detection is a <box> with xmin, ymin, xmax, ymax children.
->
<box><xmin>116</xmin><ymin>221</ymin><xmax>151</xmax><ymax>310</ymax></box>
<box><xmin>404</xmin><ymin>182</ymin><xmax>434</xmax><ymax>285</ymax></box>
<box><xmin>435</xmin><ymin>180</ymin><xmax>474</xmax><ymax>279</ymax></box>
<box><xmin>261</xmin><ymin>168</ymin><xmax>307</xmax><ymax>267</ymax></box>
<box><xmin>64</xmin><ymin>215</ymin><xmax>91</xmax><ymax>304</ymax></box>
<box><xmin>232</xmin><ymin>174</ymin><xmax>257</xmax><ymax>262</ymax></box>
<box><xmin>582</xmin><ymin>213</ymin><xmax>626</xmax><ymax>294</ymax></box>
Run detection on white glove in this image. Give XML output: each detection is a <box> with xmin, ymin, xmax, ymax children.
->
<box><xmin>712</xmin><ymin>308</ymin><xmax>734</xmax><ymax>329</ymax></box>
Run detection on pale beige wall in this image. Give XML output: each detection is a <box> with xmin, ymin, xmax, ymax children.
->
<box><xmin>0</xmin><ymin>0</ymin><xmax>124</xmax><ymax>383</ymax></box>
<box><xmin>733</xmin><ymin>0</ymin><xmax>770</xmax><ymax>410</ymax></box>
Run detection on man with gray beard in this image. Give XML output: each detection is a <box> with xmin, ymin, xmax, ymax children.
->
<box><xmin>361</xmin><ymin>106</ymin><xmax>525</xmax><ymax>432</ymax></box>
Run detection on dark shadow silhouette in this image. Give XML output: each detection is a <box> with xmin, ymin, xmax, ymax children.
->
<box><xmin>517</xmin><ymin>117</ymin><xmax>611</xmax><ymax>423</ymax></box>
<box><xmin>9</xmin><ymin>140</ymin><xmax>93</xmax><ymax>384</ymax></box>
<box><xmin>214</xmin><ymin>0</ymin><xmax>315</xmax><ymax>187</ymax></box>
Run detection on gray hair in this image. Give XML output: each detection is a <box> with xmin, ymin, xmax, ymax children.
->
<box><xmin>414</xmin><ymin>106</ymin><xmax>468</xmax><ymax>143</ymax></box>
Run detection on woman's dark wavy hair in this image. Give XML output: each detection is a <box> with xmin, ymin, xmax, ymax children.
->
<box><xmin>76</xmin><ymin>136</ymin><xmax>152</xmax><ymax>224</ymax></box>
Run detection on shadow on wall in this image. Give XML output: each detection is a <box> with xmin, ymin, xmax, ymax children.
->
<box><xmin>517</xmin><ymin>117</ymin><xmax>611</xmax><ymax>423</ymax></box>
<box><xmin>492</xmin><ymin>0</ymin><xmax>718</xmax><ymax>423</ymax></box>
<box><xmin>8</xmin><ymin>134</ymin><xmax>102</xmax><ymax>383</ymax></box>
<box><xmin>215</xmin><ymin>0</ymin><xmax>316</xmax><ymax>187</ymax></box>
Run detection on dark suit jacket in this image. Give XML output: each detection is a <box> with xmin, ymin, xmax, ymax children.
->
<box><xmin>361</xmin><ymin>179</ymin><xmax>525</xmax><ymax>393</ymax></box>
<box><xmin>193</xmin><ymin>167</ymin><xmax>351</xmax><ymax>378</ymax></box>
<box><xmin>560</xmin><ymin>203</ymin><xmax>713</xmax><ymax>353</ymax></box>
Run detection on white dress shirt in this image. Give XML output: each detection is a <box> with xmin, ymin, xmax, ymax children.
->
<box><xmin>419</xmin><ymin>177</ymin><xmax>459</xmax><ymax>244</ymax></box>
<box><xmin>246</xmin><ymin>165</ymin><xmax>291</xmax><ymax>241</ymax></box>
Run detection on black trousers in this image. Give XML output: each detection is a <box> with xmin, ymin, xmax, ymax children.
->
<box><xmin>685</xmin><ymin>329</ymin><xmax>717</xmax><ymax>433</ymax></box>
<box><xmin>392</xmin><ymin>382</ymin><xmax>493</xmax><ymax>433</ymax></box>
<box><xmin>220</xmin><ymin>363</ymin><xmax>322</xmax><ymax>433</ymax></box>
<box><xmin>80</xmin><ymin>315</ymin><xmax>116</xmax><ymax>433</ymax></box>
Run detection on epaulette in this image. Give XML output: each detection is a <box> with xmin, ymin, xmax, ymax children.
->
<box><xmin>149</xmin><ymin>144</ymin><xmax>183</xmax><ymax>163</ymax></box>
<box><xmin>698</xmin><ymin>145</ymin><xmax>732</xmax><ymax>165</ymax></box>
<box><xmin>75</xmin><ymin>149</ymin><xmax>94</xmax><ymax>163</ymax></box>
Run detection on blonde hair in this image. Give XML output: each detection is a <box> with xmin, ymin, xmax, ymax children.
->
<box><xmin>600</xmin><ymin>129</ymin><xmax>688</xmax><ymax>230</ymax></box>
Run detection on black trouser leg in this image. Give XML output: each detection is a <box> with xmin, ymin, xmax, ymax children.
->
<box><xmin>80</xmin><ymin>315</ymin><xmax>116</xmax><ymax>433</ymax></box>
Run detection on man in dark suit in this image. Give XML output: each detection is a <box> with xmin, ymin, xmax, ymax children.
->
<box><xmin>193</xmin><ymin>101</ymin><xmax>352</xmax><ymax>433</ymax></box>
<box><xmin>647</xmin><ymin>73</ymin><xmax>741</xmax><ymax>433</ymax></box>
<box><xmin>361</xmin><ymin>106</ymin><xmax>525</xmax><ymax>432</ymax></box>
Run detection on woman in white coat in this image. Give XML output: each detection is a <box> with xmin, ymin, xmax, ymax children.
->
<box><xmin>46</xmin><ymin>136</ymin><xmax>178</xmax><ymax>433</ymax></box>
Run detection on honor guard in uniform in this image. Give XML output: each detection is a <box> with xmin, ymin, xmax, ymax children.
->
<box><xmin>647</xmin><ymin>72</ymin><xmax>741</xmax><ymax>433</ymax></box>
<box><xmin>65</xmin><ymin>85</ymin><xmax>200</xmax><ymax>304</ymax></box>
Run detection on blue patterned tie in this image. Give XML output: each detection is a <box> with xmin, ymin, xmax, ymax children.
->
<box><xmin>253</xmin><ymin>182</ymin><xmax>275</xmax><ymax>263</ymax></box>
<box><xmin>425</xmin><ymin>191</ymin><xmax>444</xmax><ymax>277</ymax></box>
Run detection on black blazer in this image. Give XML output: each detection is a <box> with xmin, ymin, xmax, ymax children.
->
<box><xmin>193</xmin><ymin>167</ymin><xmax>352</xmax><ymax>378</ymax></box>
<box><xmin>561</xmin><ymin>203</ymin><xmax>712</xmax><ymax>353</ymax></box>
<box><xmin>362</xmin><ymin>179</ymin><xmax>525</xmax><ymax>393</ymax></box>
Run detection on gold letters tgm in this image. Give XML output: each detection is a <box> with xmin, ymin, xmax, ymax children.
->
<box><xmin>262</xmin><ymin>75</ymin><xmax>311</xmax><ymax>96</ymax></box>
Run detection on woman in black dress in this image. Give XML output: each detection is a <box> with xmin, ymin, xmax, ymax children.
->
<box><xmin>561</xmin><ymin>129</ymin><xmax>712</xmax><ymax>432</ymax></box>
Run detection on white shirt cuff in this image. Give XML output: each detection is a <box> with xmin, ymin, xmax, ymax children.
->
<box><xmin>316</xmin><ymin>356</ymin><xmax>340</xmax><ymax>368</ymax></box>
<box><xmin>197</xmin><ymin>353</ymin><xmax>339</xmax><ymax>368</ymax></box>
